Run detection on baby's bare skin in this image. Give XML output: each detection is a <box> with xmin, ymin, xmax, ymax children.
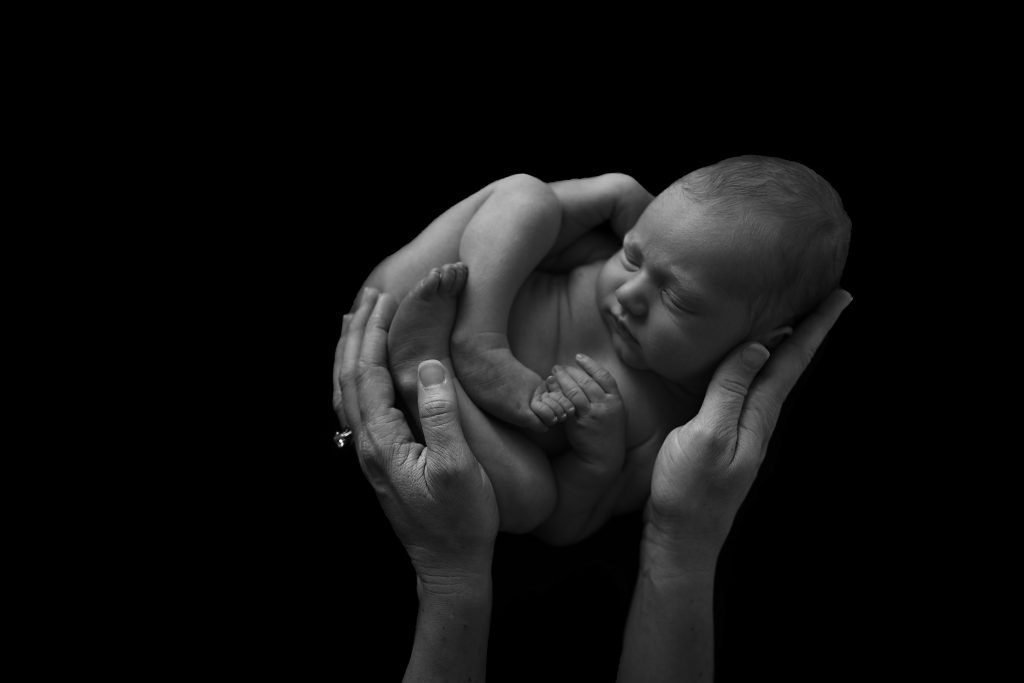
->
<box><xmin>505</xmin><ymin>261</ymin><xmax>698</xmax><ymax>514</ymax></box>
<box><xmin>387</xmin><ymin>261</ymin><xmax>558</xmax><ymax>533</ymax></box>
<box><xmin>367</xmin><ymin>173</ymin><xmax>704</xmax><ymax>540</ymax></box>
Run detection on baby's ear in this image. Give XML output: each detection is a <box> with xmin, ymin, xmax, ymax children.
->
<box><xmin>758</xmin><ymin>326</ymin><xmax>794</xmax><ymax>351</ymax></box>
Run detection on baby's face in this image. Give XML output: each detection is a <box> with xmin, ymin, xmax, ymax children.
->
<box><xmin>596</xmin><ymin>188</ymin><xmax>759</xmax><ymax>391</ymax></box>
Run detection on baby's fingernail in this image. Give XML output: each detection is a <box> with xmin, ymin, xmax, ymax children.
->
<box><xmin>418</xmin><ymin>361</ymin><xmax>446</xmax><ymax>387</ymax></box>
<box><xmin>576</xmin><ymin>353</ymin><xmax>587</xmax><ymax>361</ymax></box>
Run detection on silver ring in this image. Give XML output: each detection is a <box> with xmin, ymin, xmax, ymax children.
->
<box><xmin>333</xmin><ymin>428</ymin><xmax>353</xmax><ymax>449</ymax></box>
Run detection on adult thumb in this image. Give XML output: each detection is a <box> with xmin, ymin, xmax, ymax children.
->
<box><xmin>416</xmin><ymin>360</ymin><xmax>470</xmax><ymax>468</ymax></box>
<box><xmin>697</xmin><ymin>342</ymin><xmax>771</xmax><ymax>438</ymax></box>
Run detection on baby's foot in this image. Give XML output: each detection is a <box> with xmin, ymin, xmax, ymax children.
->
<box><xmin>387</xmin><ymin>262</ymin><xmax>467</xmax><ymax>408</ymax></box>
<box><xmin>452</xmin><ymin>330</ymin><xmax>548</xmax><ymax>433</ymax></box>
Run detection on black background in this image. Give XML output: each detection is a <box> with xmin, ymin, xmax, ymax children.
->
<box><xmin>187</xmin><ymin>84</ymin><xmax>936</xmax><ymax>681</ymax></box>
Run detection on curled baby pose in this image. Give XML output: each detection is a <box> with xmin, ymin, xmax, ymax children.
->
<box><xmin>368</xmin><ymin>158</ymin><xmax>851</xmax><ymax>544</ymax></box>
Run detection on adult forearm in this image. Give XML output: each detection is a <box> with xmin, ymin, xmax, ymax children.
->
<box><xmin>404</xmin><ymin>575</ymin><xmax>492</xmax><ymax>683</ymax></box>
<box><xmin>617</xmin><ymin>543</ymin><xmax>717</xmax><ymax>682</ymax></box>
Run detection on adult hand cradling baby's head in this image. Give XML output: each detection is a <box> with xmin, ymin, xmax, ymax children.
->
<box><xmin>643</xmin><ymin>288</ymin><xmax>853</xmax><ymax>575</ymax></box>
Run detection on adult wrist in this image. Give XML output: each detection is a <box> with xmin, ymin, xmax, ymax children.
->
<box><xmin>414</xmin><ymin>560</ymin><xmax>493</xmax><ymax>601</ymax></box>
<box><xmin>640</xmin><ymin>519</ymin><xmax>720</xmax><ymax>582</ymax></box>
<box><xmin>415</xmin><ymin>571</ymin><xmax>493</xmax><ymax>609</ymax></box>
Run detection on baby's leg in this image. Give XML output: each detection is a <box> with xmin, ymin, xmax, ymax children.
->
<box><xmin>388</xmin><ymin>263</ymin><xmax>556</xmax><ymax>533</ymax></box>
<box><xmin>451</xmin><ymin>175</ymin><xmax>561</xmax><ymax>432</ymax></box>
<box><xmin>363</xmin><ymin>182</ymin><xmax>498</xmax><ymax>301</ymax></box>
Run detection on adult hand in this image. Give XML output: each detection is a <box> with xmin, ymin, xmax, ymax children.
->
<box><xmin>644</xmin><ymin>289</ymin><xmax>854</xmax><ymax>571</ymax></box>
<box><xmin>334</xmin><ymin>288</ymin><xmax>499</xmax><ymax>584</ymax></box>
<box><xmin>618</xmin><ymin>290</ymin><xmax>852</xmax><ymax>682</ymax></box>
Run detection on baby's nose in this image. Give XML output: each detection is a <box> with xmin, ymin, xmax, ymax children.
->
<box><xmin>616</xmin><ymin>279</ymin><xmax>648</xmax><ymax>318</ymax></box>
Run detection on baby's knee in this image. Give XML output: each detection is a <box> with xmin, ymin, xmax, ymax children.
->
<box><xmin>489</xmin><ymin>173</ymin><xmax>560</xmax><ymax>222</ymax></box>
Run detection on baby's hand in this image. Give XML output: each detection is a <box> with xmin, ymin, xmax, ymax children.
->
<box><xmin>530</xmin><ymin>354</ymin><xmax>626</xmax><ymax>461</ymax></box>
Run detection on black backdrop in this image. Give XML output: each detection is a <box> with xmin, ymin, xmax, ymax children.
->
<box><xmin>204</xmin><ymin>101</ymin><xmax>917</xmax><ymax>681</ymax></box>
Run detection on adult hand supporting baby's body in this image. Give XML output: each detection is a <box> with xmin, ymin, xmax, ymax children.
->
<box><xmin>334</xmin><ymin>287</ymin><xmax>498</xmax><ymax>682</ymax></box>
<box><xmin>335</xmin><ymin>288</ymin><xmax>499</xmax><ymax>580</ymax></box>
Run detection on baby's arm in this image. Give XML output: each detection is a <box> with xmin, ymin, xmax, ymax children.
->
<box><xmin>539</xmin><ymin>174</ymin><xmax>654</xmax><ymax>272</ymax></box>
<box><xmin>531</xmin><ymin>354</ymin><xmax>631</xmax><ymax>546</ymax></box>
<box><xmin>363</xmin><ymin>173</ymin><xmax>650</xmax><ymax>300</ymax></box>
<box><xmin>550</xmin><ymin>173</ymin><xmax>654</xmax><ymax>241</ymax></box>
<box><xmin>452</xmin><ymin>174</ymin><xmax>653</xmax><ymax>431</ymax></box>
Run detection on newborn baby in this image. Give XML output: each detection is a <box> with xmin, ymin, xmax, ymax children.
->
<box><xmin>366</xmin><ymin>155</ymin><xmax>851</xmax><ymax>544</ymax></box>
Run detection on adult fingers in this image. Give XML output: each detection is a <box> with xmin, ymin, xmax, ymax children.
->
<box><xmin>356</xmin><ymin>292</ymin><xmax>414</xmax><ymax>445</ymax></box>
<box><xmin>739</xmin><ymin>289</ymin><xmax>852</xmax><ymax>460</ymax></box>
<box><xmin>339</xmin><ymin>288</ymin><xmax>380</xmax><ymax>431</ymax></box>
<box><xmin>574</xmin><ymin>353</ymin><xmax>620</xmax><ymax>396</ymax></box>
<box><xmin>416</xmin><ymin>361</ymin><xmax>472</xmax><ymax>472</ymax></box>
<box><xmin>333</xmin><ymin>288</ymin><xmax>370</xmax><ymax>419</ymax></box>
<box><xmin>694</xmin><ymin>341</ymin><xmax>772</xmax><ymax>464</ymax></box>
<box><xmin>333</xmin><ymin>313</ymin><xmax>350</xmax><ymax>420</ymax></box>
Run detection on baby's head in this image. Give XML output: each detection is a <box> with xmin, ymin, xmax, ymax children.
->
<box><xmin>596</xmin><ymin>155</ymin><xmax>851</xmax><ymax>395</ymax></box>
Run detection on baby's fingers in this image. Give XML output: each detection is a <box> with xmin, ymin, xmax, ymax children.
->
<box><xmin>552</xmin><ymin>365</ymin><xmax>592</xmax><ymax>412</ymax></box>
<box><xmin>530</xmin><ymin>385</ymin><xmax>565</xmax><ymax>426</ymax></box>
<box><xmin>574</xmin><ymin>353</ymin><xmax>620</xmax><ymax>396</ymax></box>
<box><xmin>544</xmin><ymin>375</ymin><xmax>576</xmax><ymax>416</ymax></box>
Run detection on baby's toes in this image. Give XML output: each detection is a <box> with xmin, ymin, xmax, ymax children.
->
<box><xmin>411</xmin><ymin>268</ymin><xmax>442</xmax><ymax>300</ymax></box>
<box><xmin>449</xmin><ymin>261</ymin><xmax>468</xmax><ymax>292</ymax></box>
<box><xmin>432</xmin><ymin>262</ymin><xmax>462</xmax><ymax>295</ymax></box>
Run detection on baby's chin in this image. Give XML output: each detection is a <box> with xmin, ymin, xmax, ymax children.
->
<box><xmin>610</xmin><ymin>333</ymin><xmax>649</xmax><ymax>371</ymax></box>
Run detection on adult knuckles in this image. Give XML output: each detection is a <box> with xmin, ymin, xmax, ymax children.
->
<box><xmin>688</xmin><ymin>423</ymin><xmax>733</xmax><ymax>458</ymax></box>
<box><xmin>717</xmin><ymin>373</ymin><xmax>751</xmax><ymax>400</ymax></box>
<box><xmin>425</xmin><ymin>448</ymin><xmax>476</xmax><ymax>489</ymax></box>
<box><xmin>419</xmin><ymin>397</ymin><xmax>459</xmax><ymax>427</ymax></box>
